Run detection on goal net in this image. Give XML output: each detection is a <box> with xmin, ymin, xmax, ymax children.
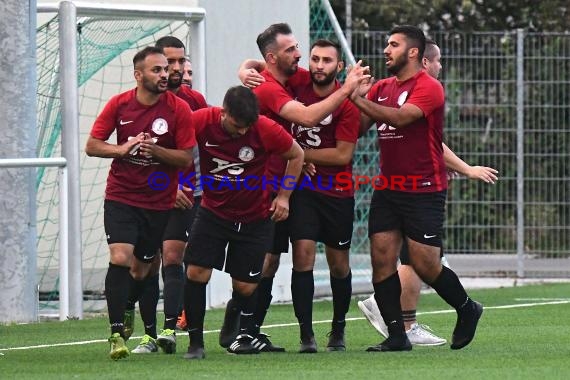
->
<box><xmin>36</xmin><ymin>6</ymin><xmax>203</xmax><ymax>314</ymax></box>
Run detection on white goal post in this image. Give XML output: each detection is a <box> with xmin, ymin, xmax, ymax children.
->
<box><xmin>37</xmin><ymin>1</ymin><xmax>206</xmax><ymax>320</ymax></box>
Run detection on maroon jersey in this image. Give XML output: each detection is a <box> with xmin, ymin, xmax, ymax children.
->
<box><xmin>193</xmin><ymin>107</ymin><xmax>293</xmax><ymax>223</ymax></box>
<box><xmin>253</xmin><ymin>68</ymin><xmax>307</xmax><ymax>179</ymax></box>
<box><xmin>90</xmin><ymin>89</ymin><xmax>195</xmax><ymax>210</ymax></box>
<box><xmin>176</xmin><ymin>85</ymin><xmax>208</xmax><ymax>111</ymax></box>
<box><xmin>291</xmin><ymin>80</ymin><xmax>359</xmax><ymax>198</ymax></box>
<box><xmin>175</xmin><ymin>86</ymin><xmax>208</xmax><ymax>198</ymax></box>
<box><xmin>367</xmin><ymin>70</ymin><xmax>447</xmax><ymax>192</ymax></box>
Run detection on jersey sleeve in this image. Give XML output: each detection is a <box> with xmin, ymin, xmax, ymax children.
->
<box><xmin>406</xmin><ymin>76</ymin><xmax>445</xmax><ymax>117</ymax></box>
<box><xmin>90</xmin><ymin>95</ymin><xmax>119</xmax><ymax>140</ymax></box>
<box><xmin>174</xmin><ymin>99</ymin><xmax>196</xmax><ymax>150</ymax></box>
<box><xmin>191</xmin><ymin>107</ymin><xmax>210</xmax><ymax>137</ymax></box>
<box><xmin>366</xmin><ymin>81</ymin><xmax>382</xmax><ymax>102</ymax></box>
<box><xmin>192</xmin><ymin>90</ymin><xmax>208</xmax><ymax>109</ymax></box>
<box><xmin>334</xmin><ymin>100</ymin><xmax>360</xmax><ymax>144</ymax></box>
<box><xmin>254</xmin><ymin>80</ymin><xmax>294</xmax><ymax>114</ymax></box>
<box><xmin>258</xmin><ymin>116</ymin><xmax>294</xmax><ymax>154</ymax></box>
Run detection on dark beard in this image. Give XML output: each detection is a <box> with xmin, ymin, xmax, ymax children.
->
<box><xmin>279</xmin><ymin>59</ymin><xmax>299</xmax><ymax>77</ymax></box>
<box><xmin>386</xmin><ymin>54</ymin><xmax>408</xmax><ymax>76</ymax></box>
<box><xmin>310</xmin><ymin>70</ymin><xmax>336</xmax><ymax>86</ymax></box>
<box><xmin>142</xmin><ymin>76</ymin><xmax>165</xmax><ymax>94</ymax></box>
<box><xmin>167</xmin><ymin>75</ymin><xmax>182</xmax><ymax>90</ymax></box>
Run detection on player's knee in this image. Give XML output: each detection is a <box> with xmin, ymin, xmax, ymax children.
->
<box><xmin>162</xmin><ymin>240</ymin><xmax>186</xmax><ymax>266</ymax></box>
<box><xmin>329</xmin><ymin>264</ymin><xmax>350</xmax><ymax>279</ymax></box>
<box><xmin>233</xmin><ymin>281</ymin><xmax>257</xmax><ymax>297</ymax></box>
<box><xmin>162</xmin><ymin>250</ymin><xmax>184</xmax><ymax>266</ymax></box>
<box><xmin>186</xmin><ymin>265</ymin><xmax>211</xmax><ymax>283</ymax></box>
<box><xmin>129</xmin><ymin>268</ymin><xmax>147</xmax><ymax>281</ymax></box>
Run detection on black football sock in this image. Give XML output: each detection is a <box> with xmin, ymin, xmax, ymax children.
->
<box><xmin>184</xmin><ymin>279</ymin><xmax>207</xmax><ymax>347</ymax></box>
<box><xmin>330</xmin><ymin>270</ymin><xmax>352</xmax><ymax>332</ymax></box>
<box><xmin>139</xmin><ymin>273</ymin><xmax>159</xmax><ymax>338</ymax></box>
<box><xmin>429</xmin><ymin>266</ymin><xmax>471</xmax><ymax>312</ymax></box>
<box><xmin>373</xmin><ymin>272</ymin><xmax>405</xmax><ymax>336</ymax></box>
<box><xmin>253</xmin><ymin>276</ymin><xmax>274</xmax><ymax>330</ymax></box>
<box><xmin>234</xmin><ymin>289</ymin><xmax>258</xmax><ymax>337</ymax></box>
<box><xmin>105</xmin><ymin>263</ymin><xmax>130</xmax><ymax>337</ymax></box>
<box><xmin>291</xmin><ymin>269</ymin><xmax>314</xmax><ymax>339</ymax></box>
<box><xmin>162</xmin><ymin>264</ymin><xmax>184</xmax><ymax>330</ymax></box>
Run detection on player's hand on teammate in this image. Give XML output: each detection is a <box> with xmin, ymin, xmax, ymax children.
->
<box><xmin>174</xmin><ymin>188</ymin><xmax>194</xmax><ymax>209</ymax></box>
<box><xmin>465</xmin><ymin>165</ymin><xmax>499</xmax><ymax>184</ymax></box>
<box><xmin>240</xmin><ymin>68</ymin><xmax>265</xmax><ymax>89</ymax></box>
<box><xmin>302</xmin><ymin>162</ymin><xmax>316</xmax><ymax>176</ymax></box>
<box><xmin>269</xmin><ymin>195</ymin><xmax>290</xmax><ymax>222</ymax></box>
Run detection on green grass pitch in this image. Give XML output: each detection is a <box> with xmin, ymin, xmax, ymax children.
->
<box><xmin>1</xmin><ymin>283</ymin><xmax>569</xmax><ymax>379</ymax></box>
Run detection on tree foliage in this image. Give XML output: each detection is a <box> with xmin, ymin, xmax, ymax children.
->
<box><xmin>331</xmin><ymin>0</ymin><xmax>570</xmax><ymax>32</ymax></box>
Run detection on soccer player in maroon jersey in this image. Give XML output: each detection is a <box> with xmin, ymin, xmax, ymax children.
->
<box><xmin>85</xmin><ymin>46</ymin><xmax>195</xmax><ymax>360</ymax></box>
<box><xmin>182</xmin><ymin>86</ymin><xmax>304</xmax><ymax>359</ymax></box>
<box><xmin>357</xmin><ymin>39</ymin><xmax>498</xmax><ymax>347</ymax></box>
<box><xmin>283</xmin><ymin>39</ymin><xmax>360</xmax><ymax>353</ymax></box>
<box><xmin>217</xmin><ymin>23</ymin><xmax>369</xmax><ymax>353</ymax></box>
<box><xmin>156</xmin><ymin>38</ymin><xmax>207</xmax><ymax>337</ymax></box>
<box><xmin>123</xmin><ymin>36</ymin><xmax>208</xmax><ymax>356</ymax></box>
<box><xmin>350</xmin><ymin>25</ymin><xmax>483</xmax><ymax>352</ymax></box>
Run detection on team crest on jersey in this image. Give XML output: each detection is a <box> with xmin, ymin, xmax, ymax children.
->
<box><xmin>320</xmin><ymin>114</ymin><xmax>333</xmax><ymax>125</ymax></box>
<box><xmin>238</xmin><ymin>146</ymin><xmax>254</xmax><ymax>162</ymax></box>
<box><xmin>397</xmin><ymin>91</ymin><xmax>408</xmax><ymax>107</ymax></box>
<box><xmin>152</xmin><ymin>118</ymin><xmax>168</xmax><ymax>135</ymax></box>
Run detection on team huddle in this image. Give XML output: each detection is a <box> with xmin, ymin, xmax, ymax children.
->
<box><xmin>86</xmin><ymin>23</ymin><xmax>497</xmax><ymax>361</ymax></box>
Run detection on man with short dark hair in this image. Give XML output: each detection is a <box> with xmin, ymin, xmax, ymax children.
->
<box><xmin>357</xmin><ymin>37</ymin><xmax>497</xmax><ymax>347</ymax></box>
<box><xmin>183</xmin><ymin>86</ymin><xmax>304</xmax><ymax>359</ymax></box>
<box><xmin>351</xmin><ymin>25</ymin><xmax>483</xmax><ymax>352</ymax></box>
<box><xmin>218</xmin><ymin>23</ymin><xmax>368</xmax><ymax>353</ymax></box>
<box><xmin>85</xmin><ymin>46</ymin><xmax>195</xmax><ymax>360</ymax></box>
<box><xmin>286</xmin><ymin>39</ymin><xmax>360</xmax><ymax>353</ymax></box>
<box><xmin>123</xmin><ymin>37</ymin><xmax>208</xmax><ymax>356</ymax></box>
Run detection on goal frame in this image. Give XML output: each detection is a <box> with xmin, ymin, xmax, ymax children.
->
<box><xmin>37</xmin><ymin>1</ymin><xmax>206</xmax><ymax>320</ymax></box>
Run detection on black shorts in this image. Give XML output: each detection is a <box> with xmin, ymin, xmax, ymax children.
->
<box><xmin>104</xmin><ymin>200</ymin><xmax>169</xmax><ymax>263</ymax></box>
<box><xmin>289</xmin><ymin>189</ymin><xmax>354</xmax><ymax>250</ymax></box>
<box><xmin>162</xmin><ymin>196</ymin><xmax>202</xmax><ymax>242</ymax></box>
<box><xmin>270</xmin><ymin>218</ymin><xmax>290</xmax><ymax>255</ymax></box>
<box><xmin>368</xmin><ymin>189</ymin><xmax>446</xmax><ymax>248</ymax></box>
<box><xmin>268</xmin><ymin>192</ymin><xmax>290</xmax><ymax>255</ymax></box>
<box><xmin>184</xmin><ymin>207</ymin><xmax>272</xmax><ymax>283</ymax></box>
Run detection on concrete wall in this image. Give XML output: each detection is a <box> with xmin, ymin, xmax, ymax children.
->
<box><xmin>0</xmin><ymin>0</ymin><xmax>38</xmax><ymax>323</ymax></box>
<box><xmin>197</xmin><ymin>0</ymin><xmax>310</xmax><ymax>105</ymax></box>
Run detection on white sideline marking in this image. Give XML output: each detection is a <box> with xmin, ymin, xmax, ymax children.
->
<box><xmin>1</xmin><ymin>299</ymin><xmax>569</xmax><ymax>352</ymax></box>
<box><xmin>514</xmin><ymin>298</ymin><xmax>570</xmax><ymax>302</ymax></box>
